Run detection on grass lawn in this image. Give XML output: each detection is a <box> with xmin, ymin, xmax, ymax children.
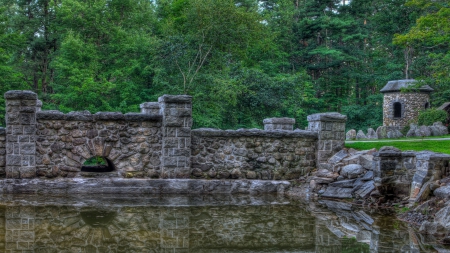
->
<box><xmin>345</xmin><ymin>137</ymin><xmax>450</xmax><ymax>154</ymax></box>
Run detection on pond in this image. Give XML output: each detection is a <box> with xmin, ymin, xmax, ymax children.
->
<box><xmin>0</xmin><ymin>194</ymin><xmax>447</xmax><ymax>253</ymax></box>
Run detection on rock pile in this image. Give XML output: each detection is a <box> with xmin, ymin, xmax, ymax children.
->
<box><xmin>307</xmin><ymin>148</ymin><xmax>378</xmax><ymax>202</ymax></box>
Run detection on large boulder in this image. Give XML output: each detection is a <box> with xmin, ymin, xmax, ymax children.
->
<box><xmin>356</xmin><ymin>130</ymin><xmax>368</xmax><ymax>140</ymax></box>
<box><xmin>328</xmin><ymin>149</ymin><xmax>349</xmax><ymax>164</ymax></box>
<box><xmin>346</xmin><ymin>129</ymin><xmax>357</xmax><ymax>140</ymax></box>
<box><xmin>416</xmin><ymin>125</ymin><xmax>432</xmax><ymax>137</ymax></box>
<box><xmin>406</xmin><ymin>124</ymin><xmax>418</xmax><ymax>137</ymax></box>
<box><xmin>376</xmin><ymin>126</ymin><xmax>387</xmax><ymax>139</ymax></box>
<box><xmin>432</xmin><ymin>122</ymin><xmax>448</xmax><ymax>136</ymax></box>
<box><xmin>341</xmin><ymin>164</ymin><xmax>365</xmax><ymax>179</ymax></box>
<box><xmin>366</xmin><ymin>128</ymin><xmax>378</xmax><ymax>139</ymax></box>
<box><xmin>387</xmin><ymin>129</ymin><xmax>403</xmax><ymax>139</ymax></box>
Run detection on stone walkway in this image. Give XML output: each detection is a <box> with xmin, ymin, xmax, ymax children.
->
<box><xmin>346</xmin><ymin>137</ymin><xmax>450</xmax><ymax>144</ymax></box>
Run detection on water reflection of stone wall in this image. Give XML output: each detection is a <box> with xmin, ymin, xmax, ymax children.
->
<box><xmin>1</xmin><ymin>205</ymin><xmax>316</xmax><ymax>252</ymax></box>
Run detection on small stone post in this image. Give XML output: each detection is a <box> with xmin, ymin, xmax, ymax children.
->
<box><xmin>263</xmin><ymin>118</ymin><xmax>295</xmax><ymax>131</ymax></box>
<box><xmin>307</xmin><ymin>112</ymin><xmax>347</xmax><ymax>170</ymax></box>
<box><xmin>159</xmin><ymin>95</ymin><xmax>192</xmax><ymax>178</ymax></box>
<box><xmin>5</xmin><ymin>90</ymin><xmax>38</xmax><ymax>178</ymax></box>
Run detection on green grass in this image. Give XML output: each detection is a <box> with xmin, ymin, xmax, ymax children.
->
<box><xmin>345</xmin><ymin>138</ymin><xmax>450</xmax><ymax>154</ymax></box>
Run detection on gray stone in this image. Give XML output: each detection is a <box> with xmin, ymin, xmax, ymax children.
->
<box><xmin>387</xmin><ymin>129</ymin><xmax>403</xmax><ymax>138</ymax></box>
<box><xmin>329</xmin><ymin>179</ymin><xmax>356</xmax><ymax>188</ymax></box>
<box><xmin>416</xmin><ymin>125</ymin><xmax>431</xmax><ymax>137</ymax></box>
<box><xmin>419</xmin><ymin>221</ymin><xmax>445</xmax><ymax>235</ymax></box>
<box><xmin>354</xmin><ymin>181</ymin><xmax>375</xmax><ymax>198</ymax></box>
<box><xmin>94</xmin><ymin>112</ymin><xmax>125</xmax><ymax>121</ymax></box>
<box><xmin>361</xmin><ymin>171</ymin><xmax>374</xmax><ymax>181</ymax></box>
<box><xmin>433</xmin><ymin>121</ymin><xmax>448</xmax><ymax>135</ymax></box>
<box><xmin>366</xmin><ymin>128</ymin><xmax>377</xmax><ymax>139</ymax></box>
<box><xmin>321</xmin><ymin>187</ymin><xmax>353</xmax><ymax>199</ymax></box>
<box><xmin>263</xmin><ymin>118</ymin><xmax>295</xmax><ymax>131</ymax></box>
<box><xmin>36</xmin><ymin>110</ymin><xmax>66</xmax><ymax>120</ymax></box>
<box><xmin>346</xmin><ymin>129</ymin><xmax>356</xmax><ymax>140</ymax></box>
<box><xmin>328</xmin><ymin>149</ymin><xmax>348</xmax><ymax>164</ymax></box>
<box><xmin>356</xmin><ymin>130</ymin><xmax>367</xmax><ymax>140</ymax></box>
<box><xmin>376</xmin><ymin>126</ymin><xmax>388</xmax><ymax>139</ymax></box>
<box><xmin>306</xmin><ymin>112</ymin><xmax>347</xmax><ymax>122</ymax></box>
<box><xmin>191</xmin><ymin>128</ymin><xmax>318</xmax><ymax>139</ymax></box>
<box><xmin>158</xmin><ymin>95</ymin><xmax>192</xmax><ymax>104</ymax></box>
<box><xmin>66</xmin><ymin>111</ymin><xmax>93</xmax><ymax>121</ymax></box>
<box><xmin>4</xmin><ymin>90</ymin><xmax>37</xmax><ymax>100</ymax></box>
<box><xmin>434</xmin><ymin>186</ymin><xmax>450</xmax><ymax>199</ymax></box>
<box><xmin>341</xmin><ymin>164</ymin><xmax>364</xmax><ymax>179</ymax></box>
<box><xmin>435</xmin><ymin>206</ymin><xmax>450</xmax><ymax>229</ymax></box>
<box><xmin>359</xmin><ymin>155</ymin><xmax>374</xmax><ymax>170</ymax></box>
<box><xmin>0</xmin><ymin>127</ymin><xmax>5</xmax><ymax>135</ymax></box>
<box><xmin>124</xmin><ymin>113</ymin><xmax>162</xmax><ymax>122</ymax></box>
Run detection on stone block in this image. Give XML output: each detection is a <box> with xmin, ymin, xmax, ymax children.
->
<box><xmin>163</xmin><ymin>157</ymin><xmax>177</xmax><ymax>167</ymax></box>
<box><xmin>19</xmin><ymin>113</ymin><xmax>35</xmax><ymax>125</ymax></box>
<box><xmin>177</xmin><ymin>127</ymin><xmax>191</xmax><ymax>137</ymax></box>
<box><xmin>20</xmin><ymin>143</ymin><xmax>35</xmax><ymax>155</ymax></box>
<box><xmin>6</xmin><ymin>155</ymin><xmax>21</xmax><ymax>166</ymax></box>
<box><xmin>20</xmin><ymin>167</ymin><xmax>36</xmax><ymax>178</ymax></box>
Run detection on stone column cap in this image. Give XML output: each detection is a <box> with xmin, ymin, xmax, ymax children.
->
<box><xmin>263</xmin><ymin>117</ymin><xmax>295</xmax><ymax>124</ymax></box>
<box><xmin>4</xmin><ymin>90</ymin><xmax>37</xmax><ymax>100</ymax></box>
<box><xmin>307</xmin><ymin>112</ymin><xmax>347</xmax><ymax>122</ymax></box>
<box><xmin>158</xmin><ymin>95</ymin><xmax>192</xmax><ymax>103</ymax></box>
<box><xmin>140</xmin><ymin>102</ymin><xmax>160</xmax><ymax>109</ymax></box>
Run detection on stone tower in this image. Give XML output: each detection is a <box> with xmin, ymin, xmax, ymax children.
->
<box><xmin>381</xmin><ymin>79</ymin><xmax>433</xmax><ymax>128</ymax></box>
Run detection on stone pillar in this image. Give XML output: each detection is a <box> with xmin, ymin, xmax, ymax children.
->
<box><xmin>140</xmin><ymin>102</ymin><xmax>160</xmax><ymax>115</ymax></box>
<box><xmin>159</xmin><ymin>95</ymin><xmax>192</xmax><ymax>178</ymax></box>
<box><xmin>0</xmin><ymin>127</ymin><xmax>5</xmax><ymax>177</ymax></box>
<box><xmin>4</xmin><ymin>91</ymin><xmax>37</xmax><ymax>179</ymax></box>
<box><xmin>263</xmin><ymin>117</ymin><xmax>295</xmax><ymax>131</ymax></box>
<box><xmin>307</xmin><ymin>113</ymin><xmax>347</xmax><ymax>170</ymax></box>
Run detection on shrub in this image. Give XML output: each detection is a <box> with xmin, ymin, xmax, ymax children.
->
<box><xmin>417</xmin><ymin>109</ymin><xmax>447</xmax><ymax>126</ymax></box>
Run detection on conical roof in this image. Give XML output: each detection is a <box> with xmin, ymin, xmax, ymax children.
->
<box><xmin>380</xmin><ymin>79</ymin><xmax>434</xmax><ymax>93</ymax></box>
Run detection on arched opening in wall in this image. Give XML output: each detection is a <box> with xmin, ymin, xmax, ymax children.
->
<box><xmin>81</xmin><ymin>156</ymin><xmax>114</xmax><ymax>172</ymax></box>
<box><xmin>424</xmin><ymin>102</ymin><xmax>430</xmax><ymax>109</ymax></box>
<box><xmin>393</xmin><ymin>102</ymin><xmax>402</xmax><ymax>118</ymax></box>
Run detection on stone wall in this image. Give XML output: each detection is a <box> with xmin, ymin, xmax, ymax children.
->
<box><xmin>383</xmin><ymin>92</ymin><xmax>430</xmax><ymax>128</ymax></box>
<box><xmin>191</xmin><ymin>129</ymin><xmax>317</xmax><ymax>180</ymax></box>
<box><xmin>0</xmin><ymin>127</ymin><xmax>5</xmax><ymax>178</ymax></box>
<box><xmin>34</xmin><ymin>111</ymin><xmax>162</xmax><ymax>178</ymax></box>
<box><xmin>1</xmin><ymin>90</ymin><xmax>347</xmax><ymax>182</ymax></box>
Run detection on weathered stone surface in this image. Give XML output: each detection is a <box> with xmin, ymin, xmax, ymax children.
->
<box><xmin>354</xmin><ymin>181</ymin><xmax>375</xmax><ymax>198</ymax></box>
<box><xmin>361</xmin><ymin>171</ymin><xmax>374</xmax><ymax>181</ymax></box>
<box><xmin>366</xmin><ymin>128</ymin><xmax>377</xmax><ymax>139</ymax></box>
<box><xmin>359</xmin><ymin>155</ymin><xmax>374</xmax><ymax>170</ymax></box>
<box><xmin>416</xmin><ymin>125</ymin><xmax>431</xmax><ymax>137</ymax></box>
<box><xmin>356</xmin><ymin>130</ymin><xmax>367</xmax><ymax>140</ymax></box>
<box><xmin>329</xmin><ymin>179</ymin><xmax>356</xmax><ymax>188</ymax></box>
<box><xmin>435</xmin><ymin>206</ymin><xmax>450</xmax><ymax>229</ymax></box>
<box><xmin>4</xmin><ymin>90</ymin><xmax>37</xmax><ymax>100</ymax></box>
<box><xmin>376</xmin><ymin>126</ymin><xmax>388</xmax><ymax>139</ymax></box>
<box><xmin>124</xmin><ymin>113</ymin><xmax>162</xmax><ymax>122</ymax></box>
<box><xmin>328</xmin><ymin>149</ymin><xmax>348</xmax><ymax>164</ymax></box>
<box><xmin>94</xmin><ymin>112</ymin><xmax>125</xmax><ymax>121</ymax></box>
<box><xmin>341</xmin><ymin>164</ymin><xmax>364</xmax><ymax>179</ymax></box>
<box><xmin>0</xmin><ymin>127</ymin><xmax>5</xmax><ymax>136</ymax></box>
<box><xmin>321</xmin><ymin>187</ymin><xmax>353</xmax><ymax>198</ymax></box>
<box><xmin>387</xmin><ymin>129</ymin><xmax>403</xmax><ymax>138</ymax></box>
<box><xmin>306</xmin><ymin>112</ymin><xmax>347</xmax><ymax>122</ymax></box>
<box><xmin>192</xmin><ymin>129</ymin><xmax>318</xmax><ymax>138</ymax></box>
<box><xmin>345</xmin><ymin>129</ymin><xmax>356</xmax><ymax>140</ymax></box>
<box><xmin>36</xmin><ymin>110</ymin><xmax>65</xmax><ymax>120</ymax></box>
<box><xmin>66</xmin><ymin>111</ymin><xmax>93</xmax><ymax>121</ymax></box>
<box><xmin>434</xmin><ymin>186</ymin><xmax>450</xmax><ymax>199</ymax></box>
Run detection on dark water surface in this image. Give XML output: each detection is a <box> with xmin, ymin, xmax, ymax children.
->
<box><xmin>0</xmin><ymin>194</ymin><xmax>447</xmax><ymax>253</ymax></box>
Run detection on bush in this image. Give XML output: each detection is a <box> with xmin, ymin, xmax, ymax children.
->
<box><xmin>417</xmin><ymin>109</ymin><xmax>447</xmax><ymax>126</ymax></box>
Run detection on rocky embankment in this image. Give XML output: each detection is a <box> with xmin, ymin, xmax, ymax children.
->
<box><xmin>287</xmin><ymin>146</ymin><xmax>450</xmax><ymax>244</ymax></box>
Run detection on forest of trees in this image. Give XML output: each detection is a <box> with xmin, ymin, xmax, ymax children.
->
<box><xmin>0</xmin><ymin>0</ymin><xmax>448</xmax><ymax>130</ymax></box>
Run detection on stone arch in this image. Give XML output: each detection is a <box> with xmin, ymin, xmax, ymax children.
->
<box><xmin>72</xmin><ymin>137</ymin><xmax>118</xmax><ymax>173</ymax></box>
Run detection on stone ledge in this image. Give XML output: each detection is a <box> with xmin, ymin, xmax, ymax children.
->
<box><xmin>0</xmin><ymin>178</ymin><xmax>290</xmax><ymax>195</ymax></box>
<box><xmin>124</xmin><ymin>113</ymin><xmax>162</xmax><ymax>122</ymax></box>
<box><xmin>0</xmin><ymin>127</ymin><xmax>5</xmax><ymax>135</ymax></box>
<box><xmin>307</xmin><ymin>112</ymin><xmax>347</xmax><ymax>122</ymax></box>
<box><xmin>4</xmin><ymin>90</ymin><xmax>37</xmax><ymax>100</ymax></box>
<box><xmin>66</xmin><ymin>111</ymin><xmax>94</xmax><ymax>121</ymax></box>
<box><xmin>140</xmin><ymin>102</ymin><xmax>160</xmax><ymax>109</ymax></box>
<box><xmin>36</xmin><ymin>110</ymin><xmax>66</xmax><ymax>120</ymax></box>
<box><xmin>192</xmin><ymin>128</ymin><xmax>318</xmax><ymax>138</ymax></box>
<box><xmin>158</xmin><ymin>95</ymin><xmax>192</xmax><ymax>104</ymax></box>
<box><xmin>94</xmin><ymin>112</ymin><xmax>125</xmax><ymax>121</ymax></box>
<box><xmin>263</xmin><ymin>118</ymin><xmax>295</xmax><ymax>124</ymax></box>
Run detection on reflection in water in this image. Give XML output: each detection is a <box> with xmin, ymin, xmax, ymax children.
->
<box><xmin>0</xmin><ymin>195</ymin><xmax>446</xmax><ymax>252</ymax></box>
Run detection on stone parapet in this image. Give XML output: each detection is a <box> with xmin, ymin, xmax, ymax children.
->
<box><xmin>307</xmin><ymin>112</ymin><xmax>347</xmax><ymax>170</ymax></box>
<box><xmin>4</xmin><ymin>90</ymin><xmax>37</xmax><ymax>179</ymax></box>
<box><xmin>192</xmin><ymin>128</ymin><xmax>318</xmax><ymax>138</ymax></box>
<box><xmin>263</xmin><ymin>117</ymin><xmax>295</xmax><ymax>131</ymax></box>
<box><xmin>140</xmin><ymin>102</ymin><xmax>160</xmax><ymax>114</ymax></box>
<box><xmin>36</xmin><ymin>110</ymin><xmax>162</xmax><ymax>122</ymax></box>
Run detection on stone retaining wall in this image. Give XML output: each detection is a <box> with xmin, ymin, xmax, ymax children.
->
<box><xmin>191</xmin><ymin>129</ymin><xmax>317</xmax><ymax>180</ymax></box>
<box><xmin>1</xmin><ymin>90</ymin><xmax>347</xmax><ymax>184</ymax></box>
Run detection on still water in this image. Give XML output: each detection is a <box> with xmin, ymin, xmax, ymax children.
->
<box><xmin>0</xmin><ymin>194</ymin><xmax>447</xmax><ymax>253</ymax></box>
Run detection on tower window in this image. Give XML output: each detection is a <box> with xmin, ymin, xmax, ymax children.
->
<box><xmin>424</xmin><ymin>102</ymin><xmax>430</xmax><ymax>109</ymax></box>
<box><xmin>393</xmin><ymin>102</ymin><xmax>402</xmax><ymax>118</ymax></box>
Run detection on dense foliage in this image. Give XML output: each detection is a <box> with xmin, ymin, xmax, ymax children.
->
<box><xmin>0</xmin><ymin>0</ymin><xmax>447</xmax><ymax>130</ymax></box>
<box><xmin>417</xmin><ymin>108</ymin><xmax>447</xmax><ymax>126</ymax></box>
